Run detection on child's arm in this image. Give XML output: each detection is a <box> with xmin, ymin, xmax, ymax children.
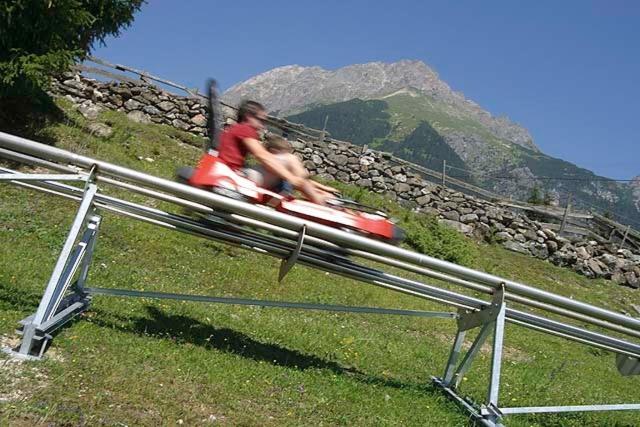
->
<box><xmin>311</xmin><ymin>180</ymin><xmax>341</xmax><ymax>195</ymax></box>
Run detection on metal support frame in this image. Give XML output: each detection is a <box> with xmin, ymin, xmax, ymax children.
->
<box><xmin>278</xmin><ymin>225</ymin><xmax>306</xmax><ymax>282</ymax></box>
<box><xmin>433</xmin><ymin>285</ymin><xmax>640</xmax><ymax>425</ymax></box>
<box><xmin>3</xmin><ymin>173</ymin><xmax>99</xmax><ymax>359</ymax></box>
<box><xmin>433</xmin><ymin>284</ymin><xmax>507</xmax><ymax>426</ymax></box>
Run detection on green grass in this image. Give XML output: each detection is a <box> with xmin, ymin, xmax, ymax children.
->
<box><xmin>1</xmin><ymin>102</ymin><xmax>640</xmax><ymax>426</ymax></box>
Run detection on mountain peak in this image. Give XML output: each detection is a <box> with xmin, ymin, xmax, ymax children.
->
<box><xmin>223</xmin><ymin>59</ymin><xmax>537</xmax><ymax>151</ymax></box>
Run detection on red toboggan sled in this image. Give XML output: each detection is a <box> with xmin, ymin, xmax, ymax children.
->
<box><xmin>177</xmin><ymin>78</ymin><xmax>403</xmax><ymax>243</ymax></box>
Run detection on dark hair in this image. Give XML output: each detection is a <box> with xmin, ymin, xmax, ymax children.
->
<box><xmin>237</xmin><ymin>100</ymin><xmax>265</xmax><ymax>123</ymax></box>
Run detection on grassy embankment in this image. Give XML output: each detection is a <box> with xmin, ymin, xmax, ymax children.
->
<box><xmin>1</xmin><ymin>101</ymin><xmax>639</xmax><ymax>426</ymax></box>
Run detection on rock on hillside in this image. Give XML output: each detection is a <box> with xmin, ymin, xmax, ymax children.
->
<box><xmin>223</xmin><ymin>60</ymin><xmax>538</xmax><ymax>152</ymax></box>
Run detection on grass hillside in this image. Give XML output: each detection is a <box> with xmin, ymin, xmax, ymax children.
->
<box><xmin>1</xmin><ymin>101</ymin><xmax>640</xmax><ymax>426</ymax></box>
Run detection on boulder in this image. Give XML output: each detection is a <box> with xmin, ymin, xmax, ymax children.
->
<box><xmin>542</xmin><ymin>228</ymin><xmax>557</xmax><ymax>240</ymax></box>
<box><xmin>574</xmin><ymin>261</ymin><xmax>595</xmax><ymax>278</ymax></box>
<box><xmin>87</xmin><ymin>122</ymin><xmax>113</xmax><ymax>138</ymax></box>
<box><xmin>394</xmin><ymin>173</ymin><xmax>407</xmax><ymax>183</ymax></box>
<box><xmin>124</xmin><ymin>99</ymin><xmax>143</xmax><ymax>111</ymax></box>
<box><xmin>549</xmin><ymin>251</ymin><xmax>571</xmax><ymax>267</ymax></box>
<box><xmin>78</xmin><ymin>102</ymin><xmax>101</xmax><ymax>120</ymax></box>
<box><xmin>575</xmin><ymin>246</ymin><xmax>590</xmax><ymax>259</ymax></box>
<box><xmin>329</xmin><ymin>154</ymin><xmax>349</xmax><ymax>166</ymax></box>
<box><xmin>597</xmin><ymin>253</ymin><xmax>621</xmax><ymax>269</ymax></box>
<box><xmin>291</xmin><ymin>140</ymin><xmax>306</xmax><ymax>150</ymax></box>
<box><xmin>157</xmin><ymin>100</ymin><xmax>176</xmax><ymax>112</ymax></box>
<box><xmin>190</xmin><ymin>114</ymin><xmax>207</xmax><ymax>127</ymax></box>
<box><xmin>439</xmin><ymin>219</ymin><xmax>473</xmax><ymax>235</ymax></box>
<box><xmin>611</xmin><ymin>271</ymin><xmax>626</xmax><ymax>285</ymax></box>
<box><xmin>393</xmin><ymin>182</ymin><xmax>411</xmax><ymax>193</ymax></box>
<box><xmin>442</xmin><ymin>210</ymin><xmax>460</xmax><ymax>222</ymax></box>
<box><xmin>336</xmin><ymin>171</ymin><xmax>349</xmax><ymax>182</ymax></box>
<box><xmin>143</xmin><ymin>105</ymin><xmax>161</xmax><ymax>115</ymax></box>
<box><xmin>460</xmin><ymin>213</ymin><xmax>479</xmax><ymax>224</ymax></box>
<box><xmin>172</xmin><ymin>119</ymin><xmax>190</xmax><ymax>131</ymax></box>
<box><xmin>126</xmin><ymin>110</ymin><xmax>151</xmax><ymax>124</ymax></box>
<box><xmin>355</xmin><ymin>178</ymin><xmax>372</xmax><ymax>188</ymax></box>
<box><xmin>473</xmin><ymin>222</ymin><xmax>492</xmax><ymax>242</ymax></box>
<box><xmin>546</xmin><ymin>240</ymin><xmax>559</xmax><ymax>254</ymax></box>
<box><xmin>494</xmin><ymin>232</ymin><xmax>513</xmax><ymax>242</ymax></box>
<box><xmin>415</xmin><ymin>195</ymin><xmax>431</xmax><ymax>205</ymax></box>
<box><xmin>626</xmin><ymin>272</ymin><xmax>640</xmax><ymax>289</ymax></box>
<box><xmin>420</xmin><ymin>207</ymin><xmax>440</xmax><ymax>216</ymax></box>
<box><xmin>503</xmin><ymin>241</ymin><xmax>530</xmax><ymax>255</ymax></box>
<box><xmin>111</xmin><ymin>85</ymin><xmax>132</xmax><ymax>98</ymax></box>
<box><xmin>528</xmin><ymin>242</ymin><xmax>549</xmax><ymax>259</ymax></box>
<box><xmin>586</xmin><ymin>258</ymin><xmax>607</xmax><ymax>278</ymax></box>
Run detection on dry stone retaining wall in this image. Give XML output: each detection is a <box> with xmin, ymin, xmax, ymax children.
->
<box><xmin>50</xmin><ymin>72</ymin><xmax>640</xmax><ymax>289</ymax></box>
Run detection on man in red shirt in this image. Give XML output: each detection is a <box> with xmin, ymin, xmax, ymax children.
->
<box><xmin>218</xmin><ymin>100</ymin><xmax>324</xmax><ymax>204</ymax></box>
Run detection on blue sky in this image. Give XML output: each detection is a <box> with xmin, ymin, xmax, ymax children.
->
<box><xmin>93</xmin><ymin>0</ymin><xmax>640</xmax><ymax>179</ymax></box>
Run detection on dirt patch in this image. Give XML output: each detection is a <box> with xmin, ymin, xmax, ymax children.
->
<box><xmin>0</xmin><ymin>335</ymin><xmax>59</xmax><ymax>404</ymax></box>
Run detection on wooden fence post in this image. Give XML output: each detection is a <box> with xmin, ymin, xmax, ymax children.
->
<box><xmin>559</xmin><ymin>194</ymin><xmax>573</xmax><ymax>234</ymax></box>
<box><xmin>442</xmin><ymin>160</ymin><xmax>447</xmax><ymax>187</ymax></box>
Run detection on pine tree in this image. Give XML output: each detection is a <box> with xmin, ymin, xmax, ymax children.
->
<box><xmin>1</xmin><ymin>0</ymin><xmax>145</xmax><ymax>95</ymax></box>
<box><xmin>527</xmin><ymin>185</ymin><xmax>543</xmax><ymax>205</ymax></box>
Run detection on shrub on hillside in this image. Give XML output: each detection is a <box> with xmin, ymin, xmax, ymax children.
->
<box><xmin>327</xmin><ymin>181</ymin><xmax>477</xmax><ymax>266</ymax></box>
<box><xmin>400</xmin><ymin>212</ymin><xmax>477</xmax><ymax>266</ymax></box>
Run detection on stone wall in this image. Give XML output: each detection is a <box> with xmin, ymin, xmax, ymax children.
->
<box><xmin>50</xmin><ymin>72</ymin><xmax>640</xmax><ymax>289</ymax></box>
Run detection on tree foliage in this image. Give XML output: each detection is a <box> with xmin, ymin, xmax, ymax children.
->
<box><xmin>0</xmin><ymin>0</ymin><xmax>144</xmax><ymax>94</ymax></box>
<box><xmin>527</xmin><ymin>185</ymin><xmax>543</xmax><ymax>205</ymax></box>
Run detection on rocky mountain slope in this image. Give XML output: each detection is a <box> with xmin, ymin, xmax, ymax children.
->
<box><xmin>224</xmin><ymin>60</ymin><xmax>640</xmax><ymax>224</ymax></box>
<box><xmin>223</xmin><ymin>60</ymin><xmax>537</xmax><ymax>152</ymax></box>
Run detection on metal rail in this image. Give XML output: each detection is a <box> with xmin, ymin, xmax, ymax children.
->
<box><xmin>2</xmin><ymin>131</ymin><xmax>639</xmax><ymax>333</ymax></box>
<box><xmin>7</xmin><ymin>167</ymin><xmax>640</xmax><ymax>358</ymax></box>
<box><xmin>2</xmin><ymin>131</ymin><xmax>640</xmax><ymax>425</ymax></box>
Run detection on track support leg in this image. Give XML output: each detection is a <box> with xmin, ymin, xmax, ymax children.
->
<box><xmin>433</xmin><ymin>284</ymin><xmax>507</xmax><ymax>427</ymax></box>
<box><xmin>3</xmin><ymin>182</ymin><xmax>100</xmax><ymax>359</ymax></box>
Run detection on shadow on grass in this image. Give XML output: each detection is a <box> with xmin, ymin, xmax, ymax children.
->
<box><xmin>90</xmin><ymin>305</ymin><xmax>454</xmax><ymax>397</ymax></box>
<box><xmin>0</xmin><ymin>94</ymin><xmax>62</xmax><ymax>144</ymax></box>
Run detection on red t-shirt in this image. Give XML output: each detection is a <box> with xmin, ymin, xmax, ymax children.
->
<box><xmin>217</xmin><ymin>123</ymin><xmax>259</xmax><ymax>170</ymax></box>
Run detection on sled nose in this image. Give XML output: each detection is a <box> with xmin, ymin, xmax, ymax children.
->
<box><xmin>391</xmin><ymin>224</ymin><xmax>405</xmax><ymax>244</ymax></box>
<box><xmin>176</xmin><ymin>166</ymin><xmax>194</xmax><ymax>184</ymax></box>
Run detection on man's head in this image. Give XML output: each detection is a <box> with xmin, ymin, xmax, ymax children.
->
<box><xmin>237</xmin><ymin>100</ymin><xmax>267</xmax><ymax>130</ymax></box>
<box><xmin>265</xmin><ymin>135</ymin><xmax>293</xmax><ymax>154</ymax></box>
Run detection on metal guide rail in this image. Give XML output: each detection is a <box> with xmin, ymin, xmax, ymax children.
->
<box><xmin>1</xmin><ymin>131</ymin><xmax>640</xmax><ymax>426</ymax></box>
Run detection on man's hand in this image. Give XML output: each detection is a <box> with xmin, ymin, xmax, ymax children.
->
<box><xmin>288</xmin><ymin>176</ymin><xmax>305</xmax><ymax>190</ymax></box>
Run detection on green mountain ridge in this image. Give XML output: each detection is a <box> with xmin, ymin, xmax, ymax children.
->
<box><xmin>286</xmin><ymin>93</ymin><xmax>640</xmax><ymax>224</ymax></box>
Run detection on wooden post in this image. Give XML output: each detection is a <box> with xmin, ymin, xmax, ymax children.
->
<box><xmin>319</xmin><ymin>114</ymin><xmax>329</xmax><ymax>142</ymax></box>
<box><xmin>559</xmin><ymin>193</ymin><xmax>572</xmax><ymax>234</ymax></box>
<box><xmin>621</xmin><ymin>225</ymin><xmax>631</xmax><ymax>249</ymax></box>
<box><xmin>442</xmin><ymin>160</ymin><xmax>447</xmax><ymax>187</ymax></box>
